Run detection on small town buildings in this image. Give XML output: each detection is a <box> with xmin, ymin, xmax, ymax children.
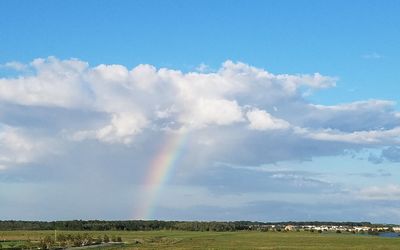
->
<box><xmin>284</xmin><ymin>225</ymin><xmax>296</xmax><ymax>231</ymax></box>
<box><xmin>392</xmin><ymin>227</ymin><xmax>400</xmax><ymax>232</ymax></box>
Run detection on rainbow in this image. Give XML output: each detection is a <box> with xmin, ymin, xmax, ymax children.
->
<box><xmin>134</xmin><ymin>131</ymin><xmax>188</xmax><ymax>219</ymax></box>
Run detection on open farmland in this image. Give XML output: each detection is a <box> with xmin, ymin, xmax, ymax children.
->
<box><xmin>1</xmin><ymin>230</ymin><xmax>399</xmax><ymax>249</ymax></box>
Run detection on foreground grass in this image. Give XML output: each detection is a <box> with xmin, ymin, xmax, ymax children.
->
<box><xmin>1</xmin><ymin>230</ymin><xmax>399</xmax><ymax>249</ymax></box>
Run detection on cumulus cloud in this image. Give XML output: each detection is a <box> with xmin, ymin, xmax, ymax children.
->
<box><xmin>0</xmin><ymin>57</ymin><xmax>91</xmax><ymax>108</ymax></box>
<box><xmin>246</xmin><ymin>108</ymin><xmax>290</xmax><ymax>130</ymax></box>
<box><xmin>0</xmin><ymin>57</ymin><xmax>343</xmax><ymax>143</ymax></box>
<box><xmin>0</xmin><ymin>56</ymin><xmax>399</xmax><ymax>163</ymax></box>
<box><xmin>181</xmin><ymin>98</ymin><xmax>244</xmax><ymax>128</ymax></box>
<box><xmin>72</xmin><ymin>112</ymin><xmax>148</xmax><ymax>144</ymax></box>
<box><xmin>0</xmin><ymin>125</ymin><xmax>50</xmax><ymax>169</ymax></box>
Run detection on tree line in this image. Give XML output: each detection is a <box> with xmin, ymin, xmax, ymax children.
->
<box><xmin>0</xmin><ymin>220</ymin><xmax>384</xmax><ymax>232</ymax></box>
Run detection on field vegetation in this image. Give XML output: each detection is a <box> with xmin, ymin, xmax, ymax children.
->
<box><xmin>1</xmin><ymin>230</ymin><xmax>399</xmax><ymax>249</ymax></box>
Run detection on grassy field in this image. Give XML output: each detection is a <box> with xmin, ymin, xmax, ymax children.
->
<box><xmin>1</xmin><ymin>230</ymin><xmax>399</xmax><ymax>249</ymax></box>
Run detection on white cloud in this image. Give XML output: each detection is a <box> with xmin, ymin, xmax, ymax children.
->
<box><xmin>311</xmin><ymin>100</ymin><xmax>395</xmax><ymax>112</ymax></box>
<box><xmin>1</xmin><ymin>61</ymin><xmax>29</xmax><ymax>71</ymax></box>
<box><xmin>2</xmin><ymin>57</ymin><xmax>330</xmax><ymax>143</ymax></box>
<box><xmin>303</xmin><ymin>100</ymin><xmax>400</xmax><ymax>133</ymax></box>
<box><xmin>73</xmin><ymin>112</ymin><xmax>148</xmax><ymax>144</ymax></box>
<box><xmin>1</xmin><ymin>56</ymin><xmax>399</xmax><ymax>151</ymax></box>
<box><xmin>0</xmin><ymin>57</ymin><xmax>90</xmax><ymax>108</ymax></box>
<box><xmin>246</xmin><ymin>108</ymin><xmax>290</xmax><ymax>130</ymax></box>
<box><xmin>0</xmin><ymin>125</ymin><xmax>50</xmax><ymax>169</ymax></box>
<box><xmin>358</xmin><ymin>185</ymin><xmax>400</xmax><ymax>200</ymax></box>
<box><xmin>276</xmin><ymin>72</ymin><xmax>336</xmax><ymax>92</ymax></box>
<box><xmin>180</xmin><ymin>98</ymin><xmax>244</xmax><ymax>128</ymax></box>
<box><xmin>296</xmin><ymin>126</ymin><xmax>400</xmax><ymax>144</ymax></box>
<box><xmin>90</xmin><ymin>64</ymin><xmax>129</xmax><ymax>83</ymax></box>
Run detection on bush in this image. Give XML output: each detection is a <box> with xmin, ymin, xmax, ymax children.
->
<box><xmin>94</xmin><ymin>237</ymin><xmax>102</xmax><ymax>244</ymax></box>
<box><xmin>103</xmin><ymin>234</ymin><xmax>110</xmax><ymax>243</ymax></box>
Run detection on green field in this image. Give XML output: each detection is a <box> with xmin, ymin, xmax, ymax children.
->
<box><xmin>1</xmin><ymin>230</ymin><xmax>399</xmax><ymax>249</ymax></box>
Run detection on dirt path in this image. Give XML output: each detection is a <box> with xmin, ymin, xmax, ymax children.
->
<box><xmin>65</xmin><ymin>242</ymin><xmax>125</xmax><ymax>249</ymax></box>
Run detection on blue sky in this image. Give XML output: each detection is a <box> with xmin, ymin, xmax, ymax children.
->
<box><xmin>2</xmin><ymin>0</ymin><xmax>399</xmax><ymax>104</ymax></box>
<box><xmin>1</xmin><ymin>1</ymin><xmax>400</xmax><ymax>223</ymax></box>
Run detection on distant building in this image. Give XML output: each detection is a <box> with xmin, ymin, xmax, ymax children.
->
<box><xmin>353</xmin><ymin>226</ymin><xmax>370</xmax><ymax>232</ymax></box>
<box><xmin>393</xmin><ymin>227</ymin><xmax>400</xmax><ymax>232</ymax></box>
<box><xmin>284</xmin><ymin>225</ymin><xmax>296</xmax><ymax>231</ymax></box>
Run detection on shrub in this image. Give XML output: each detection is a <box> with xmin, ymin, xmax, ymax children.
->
<box><xmin>103</xmin><ymin>234</ymin><xmax>110</xmax><ymax>243</ymax></box>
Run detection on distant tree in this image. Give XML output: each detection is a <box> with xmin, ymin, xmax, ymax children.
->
<box><xmin>336</xmin><ymin>230</ymin><xmax>341</xmax><ymax>234</ymax></box>
<box><xmin>318</xmin><ymin>230</ymin><xmax>322</xmax><ymax>233</ymax></box>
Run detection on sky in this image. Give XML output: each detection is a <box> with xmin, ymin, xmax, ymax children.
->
<box><xmin>0</xmin><ymin>0</ymin><xmax>400</xmax><ymax>223</ymax></box>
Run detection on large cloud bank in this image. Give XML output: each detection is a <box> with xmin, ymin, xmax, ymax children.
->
<box><xmin>1</xmin><ymin>57</ymin><xmax>399</xmax><ymax>168</ymax></box>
